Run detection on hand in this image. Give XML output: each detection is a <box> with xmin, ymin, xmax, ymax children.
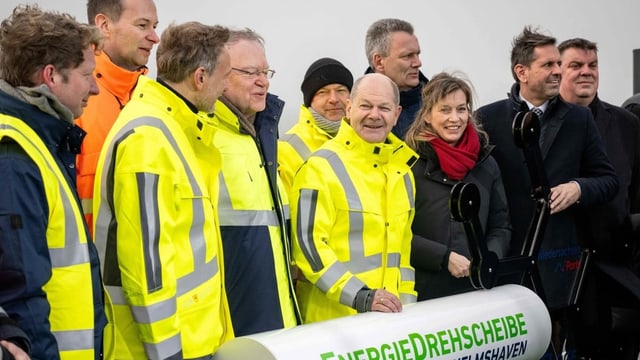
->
<box><xmin>370</xmin><ymin>289</ymin><xmax>402</xmax><ymax>313</ymax></box>
<box><xmin>448</xmin><ymin>251</ymin><xmax>470</xmax><ymax>278</ymax></box>
<box><xmin>1</xmin><ymin>340</ymin><xmax>30</xmax><ymax>360</ymax></box>
<box><xmin>291</xmin><ymin>264</ymin><xmax>307</xmax><ymax>283</ymax></box>
<box><xmin>549</xmin><ymin>182</ymin><xmax>581</xmax><ymax>214</ymax></box>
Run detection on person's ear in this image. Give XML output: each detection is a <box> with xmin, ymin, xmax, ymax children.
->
<box><xmin>392</xmin><ymin>105</ymin><xmax>402</xmax><ymax>126</ymax></box>
<box><xmin>514</xmin><ymin>64</ymin><xmax>527</xmax><ymax>83</ymax></box>
<box><xmin>372</xmin><ymin>53</ymin><xmax>384</xmax><ymax>73</ymax></box>
<box><xmin>194</xmin><ymin>67</ymin><xmax>207</xmax><ymax>89</ymax></box>
<box><xmin>40</xmin><ymin>64</ymin><xmax>58</xmax><ymax>88</ymax></box>
<box><xmin>94</xmin><ymin>14</ymin><xmax>111</xmax><ymax>35</ymax></box>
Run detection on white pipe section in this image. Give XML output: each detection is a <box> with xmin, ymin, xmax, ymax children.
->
<box><xmin>213</xmin><ymin>284</ymin><xmax>551</xmax><ymax>360</ymax></box>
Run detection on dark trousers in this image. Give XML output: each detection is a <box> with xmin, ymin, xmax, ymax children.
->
<box><xmin>565</xmin><ymin>270</ymin><xmax>640</xmax><ymax>360</ymax></box>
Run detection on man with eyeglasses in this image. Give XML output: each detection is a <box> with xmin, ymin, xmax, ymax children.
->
<box><xmin>212</xmin><ymin>28</ymin><xmax>301</xmax><ymax>336</ymax></box>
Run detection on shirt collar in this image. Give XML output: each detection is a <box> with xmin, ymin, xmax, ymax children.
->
<box><xmin>519</xmin><ymin>94</ymin><xmax>549</xmax><ymax>113</ymax></box>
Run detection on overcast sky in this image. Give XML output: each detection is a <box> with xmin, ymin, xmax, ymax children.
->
<box><xmin>2</xmin><ymin>0</ymin><xmax>639</xmax><ymax>131</ymax></box>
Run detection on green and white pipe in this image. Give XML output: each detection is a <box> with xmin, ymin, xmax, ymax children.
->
<box><xmin>214</xmin><ymin>284</ymin><xmax>551</xmax><ymax>360</ymax></box>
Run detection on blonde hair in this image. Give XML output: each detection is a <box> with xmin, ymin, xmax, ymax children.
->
<box><xmin>404</xmin><ymin>71</ymin><xmax>487</xmax><ymax>150</ymax></box>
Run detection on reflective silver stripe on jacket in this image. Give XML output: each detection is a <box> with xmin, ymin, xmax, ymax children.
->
<box><xmin>314</xmin><ymin>149</ymin><xmax>401</xmax><ymax>273</ymax></box>
<box><xmin>0</xmin><ymin>122</ymin><xmax>93</xmax><ymax>352</ymax></box>
<box><xmin>401</xmin><ymin>267</ymin><xmax>414</xmax><ymax>283</ymax></box>
<box><xmin>137</xmin><ymin>172</ymin><xmax>163</xmax><ymax>292</ymax></box>
<box><xmin>1</xmin><ymin>123</ymin><xmax>89</xmax><ymax>267</ymax></box>
<box><xmin>297</xmin><ymin>149</ymin><xmax>413</xmax><ymax>301</ymax></box>
<box><xmin>47</xmin><ymin>176</ymin><xmax>87</xmax><ymax>269</ymax></box>
<box><xmin>403</xmin><ymin>172</ymin><xmax>415</xmax><ymax>207</ymax></box>
<box><xmin>53</xmin><ymin>330</ymin><xmax>95</xmax><ymax>352</ymax></box>
<box><xmin>296</xmin><ymin>189</ymin><xmax>323</xmax><ymax>272</ymax></box>
<box><xmin>400</xmin><ymin>172</ymin><xmax>416</xmax><ymax>285</ymax></box>
<box><xmin>400</xmin><ymin>293</ymin><xmax>417</xmax><ymax>303</ymax></box>
<box><xmin>217</xmin><ymin>172</ymin><xmax>280</xmax><ymax>226</ymax></box>
<box><xmin>281</xmin><ymin>132</ymin><xmax>312</xmax><ymax>160</ymax></box>
<box><xmin>281</xmin><ymin>204</ymin><xmax>290</xmax><ymax>221</ymax></box>
<box><xmin>144</xmin><ymin>332</ymin><xmax>181</xmax><ymax>360</ymax></box>
<box><xmin>95</xmin><ymin>117</ymin><xmax>218</xmax><ymax>336</ymax></box>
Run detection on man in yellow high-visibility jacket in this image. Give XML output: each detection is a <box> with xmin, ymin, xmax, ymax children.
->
<box><xmin>278</xmin><ymin>57</ymin><xmax>353</xmax><ymax>192</ymax></box>
<box><xmin>93</xmin><ymin>22</ymin><xmax>234</xmax><ymax>359</ymax></box>
<box><xmin>0</xmin><ymin>5</ymin><xmax>107</xmax><ymax>359</ymax></box>
<box><xmin>212</xmin><ymin>28</ymin><xmax>300</xmax><ymax>336</ymax></box>
<box><xmin>291</xmin><ymin>73</ymin><xmax>418</xmax><ymax>323</ymax></box>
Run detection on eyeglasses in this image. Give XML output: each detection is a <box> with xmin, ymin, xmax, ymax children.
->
<box><xmin>231</xmin><ymin>67</ymin><xmax>276</xmax><ymax>79</ymax></box>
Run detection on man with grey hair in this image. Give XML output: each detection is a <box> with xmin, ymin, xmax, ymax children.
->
<box><xmin>212</xmin><ymin>28</ymin><xmax>301</xmax><ymax>336</ymax></box>
<box><xmin>364</xmin><ymin>18</ymin><xmax>429</xmax><ymax>138</ymax></box>
<box><xmin>291</xmin><ymin>73</ymin><xmax>418</xmax><ymax>323</ymax></box>
<box><xmin>93</xmin><ymin>21</ymin><xmax>233</xmax><ymax>359</ymax></box>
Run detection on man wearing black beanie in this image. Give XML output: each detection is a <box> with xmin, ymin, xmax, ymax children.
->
<box><xmin>279</xmin><ymin>57</ymin><xmax>353</xmax><ymax>191</ymax></box>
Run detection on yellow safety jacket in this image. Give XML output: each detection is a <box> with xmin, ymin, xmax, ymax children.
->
<box><xmin>213</xmin><ymin>98</ymin><xmax>299</xmax><ymax>336</ymax></box>
<box><xmin>93</xmin><ymin>76</ymin><xmax>233</xmax><ymax>359</ymax></box>
<box><xmin>278</xmin><ymin>105</ymin><xmax>335</xmax><ymax>192</ymax></box>
<box><xmin>291</xmin><ymin>121</ymin><xmax>418</xmax><ymax>323</ymax></box>
<box><xmin>0</xmin><ymin>114</ymin><xmax>98</xmax><ymax>360</ymax></box>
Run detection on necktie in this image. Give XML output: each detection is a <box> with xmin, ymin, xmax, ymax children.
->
<box><xmin>532</xmin><ymin>107</ymin><xmax>545</xmax><ymax>148</ymax></box>
<box><xmin>531</xmin><ymin>107</ymin><xmax>543</xmax><ymax>118</ymax></box>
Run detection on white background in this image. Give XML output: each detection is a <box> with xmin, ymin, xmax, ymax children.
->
<box><xmin>2</xmin><ymin>0</ymin><xmax>639</xmax><ymax>132</ymax></box>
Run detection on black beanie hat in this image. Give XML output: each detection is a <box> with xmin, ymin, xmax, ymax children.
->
<box><xmin>301</xmin><ymin>58</ymin><xmax>354</xmax><ymax>107</ymax></box>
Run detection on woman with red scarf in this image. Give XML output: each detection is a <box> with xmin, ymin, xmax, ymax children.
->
<box><xmin>404</xmin><ymin>72</ymin><xmax>512</xmax><ymax>300</ymax></box>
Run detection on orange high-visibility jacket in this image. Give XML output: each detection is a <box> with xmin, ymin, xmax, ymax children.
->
<box><xmin>75</xmin><ymin>52</ymin><xmax>146</xmax><ymax>235</ymax></box>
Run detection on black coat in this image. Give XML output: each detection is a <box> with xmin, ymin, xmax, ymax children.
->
<box><xmin>410</xmin><ymin>139</ymin><xmax>511</xmax><ymax>300</ymax></box>
<box><xmin>579</xmin><ymin>97</ymin><xmax>640</xmax><ymax>303</ymax></box>
<box><xmin>621</xmin><ymin>96</ymin><xmax>640</xmax><ymax>280</ymax></box>
<box><xmin>475</xmin><ymin>83</ymin><xmax>618</xmax><ymax>309</ymax></box>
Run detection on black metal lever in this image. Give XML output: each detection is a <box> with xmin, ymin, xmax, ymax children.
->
<box><xmin>449</xmin><ymin>111</ymin><xmax>549</xmax><ymax>302</ymax></box>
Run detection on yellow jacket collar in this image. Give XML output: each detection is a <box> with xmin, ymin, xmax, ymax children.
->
<box><xmin>297</xmin><ymin>105</ymin><xmax>334</xmax><ymax>138</ymax></box>
<box><xmin>213</xmin><ymin>99</ymin><xmax>243</xmax><ymax>133</ymax></box>
<box><xmin>136</xmin><ymin>76</ymin><xmax>216</xmax><ymax>146</ymax></box>
<box><xmin>334</xmin><ymin>119</ymin><xmax>417</xmax><ymax>166</ymax></box>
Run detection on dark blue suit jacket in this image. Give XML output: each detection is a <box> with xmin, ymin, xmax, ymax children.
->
<box><xmin>475</xmin><ymin>83</ymin><xmax>618</xmax><ymax>309</ymax></box>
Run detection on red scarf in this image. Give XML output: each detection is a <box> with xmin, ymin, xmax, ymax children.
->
<box><xmin>422</xmin><ymin>125</ymin><xmax>480</xmax><ymax>180</ymax></box>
